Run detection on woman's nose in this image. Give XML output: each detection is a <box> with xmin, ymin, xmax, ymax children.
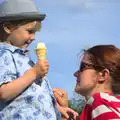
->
<box><xmin>74</xmin><ymin>71</ymin><xmax>79</xmax><ymax>77</ymax></box>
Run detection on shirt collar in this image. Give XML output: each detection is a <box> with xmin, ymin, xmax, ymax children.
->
<box><xmin>0</xmin><ymin>42</ymin><xmax>29</xmax><ymax>55</ymax></box>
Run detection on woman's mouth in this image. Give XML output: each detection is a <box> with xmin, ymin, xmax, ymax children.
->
<box><xmin>76</xmin><ymin>80</ymin><xmax>80</xmax><ymax>83</ymax></box>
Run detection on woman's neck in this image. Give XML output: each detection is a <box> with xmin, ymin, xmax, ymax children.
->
<box><xmin>85</xmin><ymin>87</ymin><xmax>113</xmax><ymax>101</ymax></box>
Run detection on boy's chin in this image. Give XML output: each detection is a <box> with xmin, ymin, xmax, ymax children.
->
<box><xmin>21</xmin><ymin>44</ymin><xmax>29</xmax><ymax>49</ymax></box>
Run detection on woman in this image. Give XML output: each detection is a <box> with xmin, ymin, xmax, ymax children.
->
<box><xmin>54</xmin><ymin>45</ymin><xmax>120</xmax><ymax>120</ymax></box>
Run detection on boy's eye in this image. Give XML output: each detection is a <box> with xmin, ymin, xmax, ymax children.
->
<box><xmin>27</xmin><ymin>30</ymin><xmax>35</xmax><ymax>34</ymax></box>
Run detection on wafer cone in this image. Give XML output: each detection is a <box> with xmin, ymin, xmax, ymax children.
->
<box><xmin>36</xmin><ymin>48</ymin><xmax>46</xmax><ymax>60</ymax></box>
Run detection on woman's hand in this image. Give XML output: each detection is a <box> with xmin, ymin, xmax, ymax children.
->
<box><xmin>53</xmin><ymin>88</ymin><xmax>68</xmax><ymax>107</ymax></box>
<box><xmin>57</xmin><ymin>103</ymin><xmax>78</xmax><ymax>120</ymax></box>
<box><xmin>53</xmin><ymin>88</ymin><xmax>78</xmax><ymax>120</ymax></box>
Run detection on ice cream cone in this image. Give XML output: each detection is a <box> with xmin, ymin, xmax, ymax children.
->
<box><xmin>36</xmin><ymin>48</ymin><xmax>46</xmax><ymax>60</ymax></box>
<box><xmin>35</xmin><ymin>42</ymin><xmax>47</xmax><ymax>60</ymax></box>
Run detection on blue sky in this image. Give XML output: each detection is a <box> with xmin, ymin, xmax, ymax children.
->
<box><xmin>29</xmin><ymin>0</ymin><xmax>120</xmax><ymax>98</ymax></box>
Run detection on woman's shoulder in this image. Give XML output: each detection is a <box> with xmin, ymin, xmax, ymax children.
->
<box><xmin>86</xmin><ymin>93</ymin><xmax>120</xmax><ymax>106</ymax></box>
<box><xmin>87</xmin><ymin>93</ymin><xmax>120</xmax><ymax>119</ymax></box>
<box><xmin>90</xmin><ymin>92</ymin><xmax>119</xmax><ymax>103</ymax></box>
<box><xmin>93</xmin><ymin>92</ymin><xmax>120</xmax><ymax>102</ymax></box>
<box><xmin>88</xmin><ymin>92</ymin><xmax>120</xmax><ymax>109</ymax></box>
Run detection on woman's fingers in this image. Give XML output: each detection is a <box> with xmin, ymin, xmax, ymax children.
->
<box><xmin>53</xmin><ymin>88</ymin><xmax>68</xmax><ymax>107</ymax></box>
<box><xmin>53</xmin><ymin>88</ymin><xmax>68</xmax><ymax>97</ymax></box>
<box><xmin>54</xmin><ymin>91</ymin><xmax>62</xmax><ymax>103</ymax></box>
<box><xmin>57</xmin><ymin>104</ymin><xmax>69</xmax><ymax>119</ymax></box>
<box><xmin>67</xmin><ymin>108</ymin><xmax>79</xmax><ymax>119</ymax></box>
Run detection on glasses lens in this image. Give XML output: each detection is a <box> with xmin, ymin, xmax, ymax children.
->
<box><xmin>79</xmin><ymin>62</ymin><xmax>95</xmax><ymax>72</ymax></box>
<box><xmin>79</xmin><ymin>61</ymin><xmax>105</xmax><ymax>73</ymax></box>
<box><xmin>79</xmin><ymin>62</ymin><xmax>86</xmax><ymax>72</ymax></box>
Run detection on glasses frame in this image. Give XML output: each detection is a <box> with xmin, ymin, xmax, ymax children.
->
<box><xmin>78</xmin><ymin>61</ymin><xmax>105</xmax><ymax>73</ymax></box>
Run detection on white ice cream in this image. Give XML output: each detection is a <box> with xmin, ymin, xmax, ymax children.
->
<box><xmin>36</xmin><ymin>42</ymin><xmax>46</xmax><ymax>49</ymax></box>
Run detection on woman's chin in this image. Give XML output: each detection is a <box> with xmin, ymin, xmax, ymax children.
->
<box><xmin>75</xmin><ymin>87</ymin><xmax>86</xmax><ymax>96</ymax></box>
<box><xmin>75</xmin><ymin>86</ymin><xmax>80</xmax><ymax>94</ymax></box>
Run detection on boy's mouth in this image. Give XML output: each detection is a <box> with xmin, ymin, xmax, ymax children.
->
<box><xmin>25</xmin><ymin>41</ymin><xmax>32</xmax><ymax>45</ymax></box>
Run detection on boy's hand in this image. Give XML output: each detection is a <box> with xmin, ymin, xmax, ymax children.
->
<box><xmin>33</xmin><ymin>60</ymin><xmax>49</xmax><ymax>78</ymax></box>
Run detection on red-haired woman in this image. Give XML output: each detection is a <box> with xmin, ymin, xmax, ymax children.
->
<box><xmin>54</xmin><ymin>45</ymin><xmax>120</xmax><ymax>120</ymax></box>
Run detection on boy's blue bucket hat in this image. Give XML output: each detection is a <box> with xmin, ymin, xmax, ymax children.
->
<box><xmin>0</xmin><ymin>0</ymin><xmax>46</xmax><ymax>23</ymax></box>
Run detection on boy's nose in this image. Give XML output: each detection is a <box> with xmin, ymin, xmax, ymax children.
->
<box><xmin>30</xmin><ymin>33</ymin><xmax>35</xmax><ymax>40</ymax></box>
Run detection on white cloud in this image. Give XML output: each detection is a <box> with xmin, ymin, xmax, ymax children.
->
<box><xmin>65</xmin><ymin>0</ymin><xmax>94</xmax><ymax>9</ymax></box>
<box><xmin>35</xmin><ymin>0</ymin><xmax>94</xmax><ymax>10</ymax></box>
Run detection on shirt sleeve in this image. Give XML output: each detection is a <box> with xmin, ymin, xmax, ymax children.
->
<box><xmin>0</xmin><ymin>50</ymin><xmax>18</xmax><ymax>85</ymax></box>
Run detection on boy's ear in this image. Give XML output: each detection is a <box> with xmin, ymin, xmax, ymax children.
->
<box><xmin>98</xmin><ymin>69</ymin><xmax>110</xmax><ymax>83</ymax></box>
<box><xmin>3</xmin><ymin>23</ymin><xmax>14</xmax><ymax>34</ymax></box>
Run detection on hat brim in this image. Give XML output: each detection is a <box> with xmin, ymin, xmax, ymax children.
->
<box><xmin>0</xmin><ymin>12</ymin><xmax>46</xmax><ymax>23</ymax></box>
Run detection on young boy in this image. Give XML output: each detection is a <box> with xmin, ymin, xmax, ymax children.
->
<box><xmin>0</xmin><ymin>0</ymin><xmax>60</xmax><ymax>119</ymax></box>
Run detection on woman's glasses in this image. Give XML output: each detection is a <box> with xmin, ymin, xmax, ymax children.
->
<box><xmin>78</xmin><ymin>62</ymin><xmax>105</xmax><ymax>72</ymax></box>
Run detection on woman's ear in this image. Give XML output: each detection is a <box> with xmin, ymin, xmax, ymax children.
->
<box><xmin>3</xmin><ymin>23</ymin><xmax>14</xmax><ymax>34</ymax></box>
<box><xmin>98</xmin><ymin>69</ymin><xmax>110</xmax><ymax>83</ymax></box>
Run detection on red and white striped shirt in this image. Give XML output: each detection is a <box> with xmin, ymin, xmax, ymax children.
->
<box><xmin>79</xmin><ymin>93</ymin><xmax>120</xmax><ymax>120</ymax></box>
